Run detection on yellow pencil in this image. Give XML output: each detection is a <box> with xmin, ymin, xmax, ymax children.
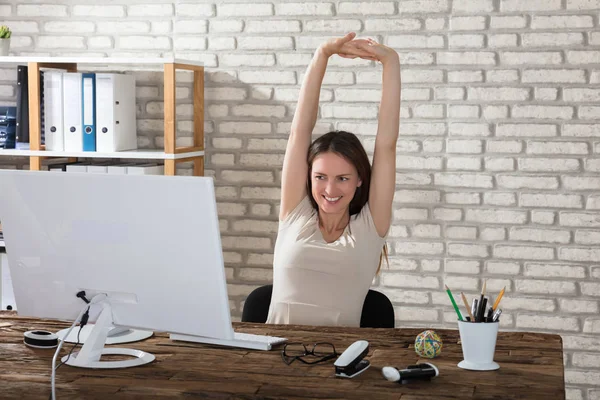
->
<box><xmin>461</xmin><ymin>292</ymin><xmax>474</xmax><ymax>322</ymax></box>
<box><xmin>492</xmin><ymin>286</ymin><xmax>505</xmax><ymax>311</ymax></box>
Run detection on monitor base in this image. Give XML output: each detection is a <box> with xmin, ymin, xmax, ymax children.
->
<box><xmin>61</xmin><ymin>300</ymin><xmax>155</xmax><ymax>369</ymax></box>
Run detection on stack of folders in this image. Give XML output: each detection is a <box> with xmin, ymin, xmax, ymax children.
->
<box><xmin>43</xmin><ymin>71</ymin><xmax>137</xmax><ymax>153</ymax></box>
<box><xmin>48</xmin><ymin>161</ymin><xmax>164</xmax><ymax>175</ymax></box>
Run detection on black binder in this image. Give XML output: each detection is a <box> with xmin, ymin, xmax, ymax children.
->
<box><xmin>15</xmin><ymin>65</ymin><xmax>45</xmax><ymax>146</ymax></box>
<box><xmin>15</xmin><ymin>65</ymin><xmax>29</xmax><ymax>144</ymax></box>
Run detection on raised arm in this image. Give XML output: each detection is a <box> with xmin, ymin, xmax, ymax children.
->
<box><xmin>357</xmin><ymin>39</ymin><xmax>401</xmax><ymax>237</ymax></box>
<box><xmin>279</xmin><ymin>33</ymin><xmax>375</xmax><ymax>220</ymax></box>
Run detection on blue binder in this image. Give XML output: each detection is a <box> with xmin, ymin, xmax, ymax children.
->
<box><xmin>81</xmin><ymin>73</ymin><xmax>96</xmax><ymax>151</ymax></box>
<box><xmin>0</xmin><ymin>106</ymin><xmax>17</xmax><ymax>149</ymax></box>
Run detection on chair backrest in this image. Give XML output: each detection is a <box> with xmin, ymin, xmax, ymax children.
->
<box><xmin>241</xmin><ymin>285</ymin><xmax>395</xmax><ymax>328</ymax></box>
<box><xmin>241</xmin><ymin>284</ymin><xmax>273</xmax><ymax>324</ymax></box>
<box><xmin>359</xmin><ymin>289</ymin><xmax>395</xmax><ymax>328</ymax></box>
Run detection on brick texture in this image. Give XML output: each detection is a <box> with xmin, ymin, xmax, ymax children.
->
<box><xmin>0</xmin><ymin>1</ymin><xmax>599</xmax><ymax>398</ymax></box>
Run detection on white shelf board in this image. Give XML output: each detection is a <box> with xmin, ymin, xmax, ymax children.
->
<box><xmin>0</xmin><ymin>149</ymin><xmax>204</xmax><ymax>160</ymax></box>
<box><xmin>0</xmin><ymin>56</ymin><xmax>203</xmax><ymax>68</ymax></box>
<box><xmin>0</xmin><ymin>241</ymin><xmax>4</xmax><ymax>247</ymax></box>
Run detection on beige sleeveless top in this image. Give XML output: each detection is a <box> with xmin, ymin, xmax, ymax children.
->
<box><xmin>266</xmin><ymin>195</ymin><xmax>388</xmax><ymax>327</ymax></box>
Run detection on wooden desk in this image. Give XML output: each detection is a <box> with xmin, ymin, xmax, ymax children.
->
<box><xmin>0</xmin><ymin>312</ymin><xmax>565</xmax><ymax>399</ymax></box>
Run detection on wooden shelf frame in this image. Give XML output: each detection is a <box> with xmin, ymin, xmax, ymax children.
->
<box><xmin>163</xmin><ymin>62</ymin><xmax>204</xmax><ymax>176</ymax></box>
<box><xmin>13</xmin><ymin>58</ymin><xmax>204</xmax><ymax>176</ymax></box>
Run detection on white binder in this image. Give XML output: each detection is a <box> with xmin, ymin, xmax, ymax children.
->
<box><xmin>0</xmin><ymin>253</ymin><xmax>17</xmax><ymax>311</ymax></box>
<box><xmin>65</xmin><ymin>162</ymin><xmax>89</xmax><ymax>172</ymax></box>
<box><xmin>62</xmin><ymin>72</ymin><xmax>83</xmax><ymax>152</ymax></box>
<box><xmin>87</xmin><ymin>161</ymin><xmax>113</xmax><ymax>174</ymax></box>
<box><xmin>43</xmin><ymin>71</ymin><xmax>64</xmax><ymax>151</ymax></box>
<box><xmin>95</xmin><ymin>73</ymin><xmax>137</xmax><ymax>152</ymax></box>
<box><xmin>107</xmin><ymin>162</ymin><xmax>134</xmax><ymax>175</ymax></box>
<box><xmin>126</xmin><ymin>163</ymin><xmax>164</xmax><ymax>175</ymax></box>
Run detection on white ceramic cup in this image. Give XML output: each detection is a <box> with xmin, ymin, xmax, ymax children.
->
<box><xmin>457</xmin><ymin>320</ymin><xmax>500</xmax><ymax>371</ymax></box>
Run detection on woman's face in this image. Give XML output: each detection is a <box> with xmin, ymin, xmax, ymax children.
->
<box><xmin>310</xmin><ymin>151</ymin><xmax>362</xmax><ymax>215</ymax></box>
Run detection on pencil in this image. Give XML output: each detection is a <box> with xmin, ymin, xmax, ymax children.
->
<box><xmin>492</xmin><ymin>286</ymin><xmax>505</xmax><ymax>311</ymax></box>
<box><xmin>445</xmin><ymin>285</ymin><xmax>463</xmax><ymax>321</ymax></box>
<box><xmin>460</xmin><ymin>292</ymin><xmax>474</xmax><ymax>322</ymax></box>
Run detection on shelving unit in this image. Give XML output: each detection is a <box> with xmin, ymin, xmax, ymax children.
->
<box><xmin>0</xmin><ymin>56</ymin><xmax>205</xmax><ymax>176</ymax></box>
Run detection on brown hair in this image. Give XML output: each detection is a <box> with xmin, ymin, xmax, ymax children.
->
<box><xmin>306</xmin><ymin>130</ymin><xmax>388</xmax><ymax>274</ymax></box>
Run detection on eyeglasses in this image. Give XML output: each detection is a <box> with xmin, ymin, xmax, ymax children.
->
<box><xmin>281</xmin><ymin>342</ymin><xmax>338</xmax><ymax>365</ymax></box>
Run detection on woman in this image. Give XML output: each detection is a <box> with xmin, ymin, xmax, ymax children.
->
<box><xmin>266</xmin><ymin>33</ymin><xmax>401</xmax><ymax>327</ymax></box>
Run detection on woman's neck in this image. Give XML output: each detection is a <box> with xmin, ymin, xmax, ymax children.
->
<box><xmin>318</xmin><ymin>209</ymin><xmax>350</xmax><ymax>234</ymax></box>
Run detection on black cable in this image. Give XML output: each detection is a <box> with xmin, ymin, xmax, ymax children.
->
<box><xmin>49</xmin><ymin>307</ymin><xmax>90</xmax><ymax>399</ymax></box>
<box><xmin>49</xmin><ymin>295</ymin><xmax>91</xmax><ymax>400</ymax></box>
<box><xmin>48</xmin><ymin>325</ymin><xmax>82</xmax><ymax>400</ymax></box>
<box><xmin>76</xmin><ymin>291</ymin><xmax>90</xmax><ymax>304</ymax></box>
<box><xmin>54</xmin><ymin>323</ymin><xmax>83</xmax><ymax>371</ymax></box>
<box><xmin>58</xmin><ymin>306</ymin><xmax>90</xmax><ymax>368</ymax></box>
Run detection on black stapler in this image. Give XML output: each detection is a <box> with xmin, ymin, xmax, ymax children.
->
<box><xmin>334</xmin><ymin>340</ymin><xmax>370</xmax><ymax>378</ymax></box>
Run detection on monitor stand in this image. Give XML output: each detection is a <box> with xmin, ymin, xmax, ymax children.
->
<box><xmin>56</xmin><ymin>324</ymin><xmax>153</xmax><ymax>345</ymax></box>
<box><xmin>61</xmin><ymin>300</ymin><xmax>155</xmax><ymax>369</ymax></box>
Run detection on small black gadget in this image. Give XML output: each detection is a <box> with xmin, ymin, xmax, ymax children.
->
<box><xmin>382</xmin><ymin>362</ymin><xmax>439</xmax><ymax>384</ymax></box>
<box><xmin>23</xmin><ymin>330</ymin><xmax>59</xmax><ymax>349</ymax></box>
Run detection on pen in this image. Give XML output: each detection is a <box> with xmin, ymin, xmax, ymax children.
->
<box><xmin>471</xmin><ymin>298</ymin><xmax>478</xmax><ymax>320</ymax></box>
<box><xmin>492</xmin><ymin>286</ymin><xmax>505</xmax><ymax>311</ymax></box>
<box><xmin>476</xmin><ymin>281</ymin><xmax>487</xmax><ymax>323</ymax></box>
<box><xmin>478</xmin><ymin>297</ymin><xmax>488</xmax><ymax>322</ymax></box>
<box><xmin>460</xmin><ymin>292</ymin><xmax>474</xmax><ymax>322</ymax></box>
<box><xmin>492</xmin><ymin>308</ymin><xmax>502</xmax><ymax>322</ymax></box>
<box><xmin>445</xmin><ymin>285</ymin><xmax>463</xmax><ymax>321</ymax></box>
<box><xmin>486</xmin><ymin>306</ymin><xmax>494</xmax><ymax>322</ymax></box>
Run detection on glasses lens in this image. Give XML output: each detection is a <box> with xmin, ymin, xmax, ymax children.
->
<box><xmin>313</xmin><ymin>343</ymin><xmax>336</xmax><ymax>357</ymax></box>
<box><xmin>284</xmin><ymin>343</ymin><xmax>307</xmax><ymax>357</ymax></box>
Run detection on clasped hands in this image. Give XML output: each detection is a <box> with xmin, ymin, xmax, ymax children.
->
<box><xmin>318</xmin><ymin>32</ymin><xmax>399</xmax><ymax>66</ymax></box>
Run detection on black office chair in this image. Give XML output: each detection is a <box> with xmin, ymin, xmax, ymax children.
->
<box><xmin>241</xmin><ymin>284</ymin><xmax>395</xmax><ymax>328</ymax></box>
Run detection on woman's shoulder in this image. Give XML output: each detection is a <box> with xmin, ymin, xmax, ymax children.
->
<box><xmin>351</xmin><ymin>202</ymin><xmax>389</xmax><ymax>240</ymax></box>
<box><xmin>279</xmin><ymin>195</ymin><xmax>316</xmax><ymax>226</ymax></box>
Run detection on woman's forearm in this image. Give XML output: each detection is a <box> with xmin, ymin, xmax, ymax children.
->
<box><xmin>376</xmin><ymin>56</ymin><xmax>401</xmax><ymax>148</ymax></box>
<box><xmin>290</xmin><ymin>47</ymin><xmax>329</xmax><ymax>138</ymax></box>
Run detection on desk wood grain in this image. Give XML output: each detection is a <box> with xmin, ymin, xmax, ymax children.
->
<box><xmin>0</xmin><ymin>312</ymin><xmax>565</xmax><ymax>399</ymax></box>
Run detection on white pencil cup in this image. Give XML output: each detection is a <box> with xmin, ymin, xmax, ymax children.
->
<box><xmin>457</xmin><ymin>320</ymin><xmax>500</xmax><ymax>371</ymax></box>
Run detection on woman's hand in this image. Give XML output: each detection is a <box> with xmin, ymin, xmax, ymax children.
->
<box><xmin>355</xmin><ymin>38</ymin><xmax>400</xmax><ymax>66</ymax></box>
<box><xmin>318</xmin><ymin>32</ymin><xmax>376</xmax><ymax>60</ymax></box>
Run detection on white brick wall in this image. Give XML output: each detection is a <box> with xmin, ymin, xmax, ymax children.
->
<box><xmin>1</xmin><ymin>1</ymin><xmax>599</xmax><ymax>398</ymax></box>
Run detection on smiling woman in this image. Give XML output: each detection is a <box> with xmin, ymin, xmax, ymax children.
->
<box><xmin>265</xmin><ymin>32</ymin><xmax>402</xmax><ymax>328</ymax></box>
<box><xmin>307</xmin><ymin>131</ymin><xmax>370</xmax><ymax>221</ymax></box>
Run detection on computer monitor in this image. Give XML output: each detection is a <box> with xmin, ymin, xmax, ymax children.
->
<box><xmin>0</xmin><ymin>169</ymin><xmax>233</xmax><ymax>368</ymax></box>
